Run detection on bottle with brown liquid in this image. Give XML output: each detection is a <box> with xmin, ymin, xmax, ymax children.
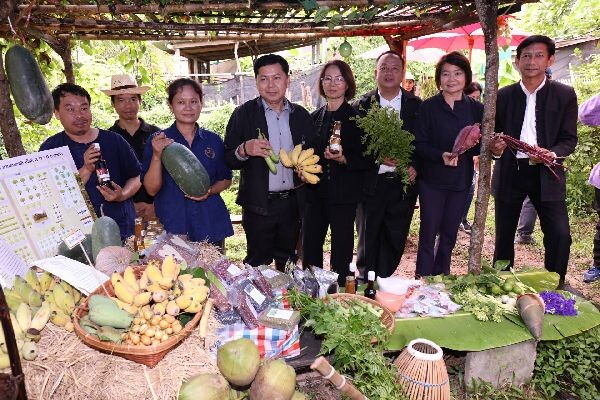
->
<box><xmin>329</xmin><ymin>121</ymin><xmax>342</xmax><ymax>154</ymax></box>
<box><xmin>93</xmin><ymin>143</ymin><xmax>113</xmax><ymax>189</ymax></box>
<box><xmin>345</xmin><ymin>263</ymin><xmax>357</xmax><ymax>294</ymax></box>
<box><xmin>364</xmin><ymin>270</ymin><xmax>377</xmax><ymax>300</ymax></box>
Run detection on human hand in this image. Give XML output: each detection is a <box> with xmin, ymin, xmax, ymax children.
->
<box><xmin>489</xmin><ymin>134</ymin><xmax>507</xmax><ymax>157</ymax></box>
<box><xmin>185</xmin><ymin>187</ymin><xmax>212</xmax><ymax>202</ymax></box>
<box><xmin>382</xmin><ymin>157</ymin><xmax>398</xmax><ymax>167</ymax></box>
<box><xmin>407</xmin><ymin>166</ymin><xmax>417</xmax><ymax>183</ymax></box>
<box><xmin>151</xmin><ymin>132</ymin><xmax>173</xmax><ymax>157</ymax></box>
<box><xmin>83</xmin><ymin>144</ymin><xmax>101</xmax><ymax>173</ymax></box>
<box><xmin>97</xmin><ymin>181</ymin><xmax>123</xmax><ymax>202</ymax></box>
<box><xmin>528</xmin><ymin>146</ymin><xmax>555</xmax><ymax>164</ymax></box>
<box><xmin>324</xmin><ymin>146</ymin><xmax>346</xmax><ymax>164</ymax></box>
<box><xmin>442</xmin><ymin>152</ymin><xmax>458</xmax><ymax>167</ymax></box>
<box><xmin>244</xmin><ymin>138</ymin><xmax>272</xmax><ymax>158</ymax></box>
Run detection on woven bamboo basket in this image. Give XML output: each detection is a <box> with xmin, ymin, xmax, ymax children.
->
<box><xmin>73</xmin><ymin>265</ymin><xmax>202</xmax><ymax>368</ymax></box>
<box><xmin>328</xmin><ymin>293</ymin><xmax>395</xmax><ymax>342</ymax></box>
<box><xmin>394</xmin><ymin>338</ymin><xmax>450</xmax><ymax>400</ymax></box>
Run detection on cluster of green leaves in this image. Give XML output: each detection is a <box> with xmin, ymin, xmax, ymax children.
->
<box><xmin>532</xmin><ymin>326</ymin><xmax>600</xmax><ymax>400</ymax></box>
<box><xmin>288</xmin><ymin>290</ymin><xmax>406</xmax><ymax>400</ymax></box>
<box><xmin>353</xmin><ymin>99</ymin><xmax>415</xmax><ymax>182</ymax></box>
<box><xmin>465</xmin><ymin>379</ymin><xmax>542</xmax><ymax>400</ymax></box>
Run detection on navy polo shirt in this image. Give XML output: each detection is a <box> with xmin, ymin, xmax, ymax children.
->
<box><xmin>39</xmin><ymin>129</ymin><xmax>141</xmax><ymax>239</ymax></box>
<box><xmin>141</xmin><ymin>123</ymin><xmax>234</xmax><ymax>243</ymax></box>
<box><xmin>414</xmin><ymin>93</ymin><xmax>483</xmax><ymax>191</ymax></box>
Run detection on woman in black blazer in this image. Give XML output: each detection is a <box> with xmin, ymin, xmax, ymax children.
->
<box><xmin>414</xmin><ymin>52</ymin><xmax>483</xmax><ymax>277</ymax></box>
<box><xmin>302</xmin><ymin>60</ymin><xmax>371</xmax><ymax>286</ymax></box>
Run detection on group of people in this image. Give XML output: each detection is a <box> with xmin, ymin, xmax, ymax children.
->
<box><xmin>40</xmin><ymin>34</ymin><xmax>599</xmax><ymax>286</ymax></box>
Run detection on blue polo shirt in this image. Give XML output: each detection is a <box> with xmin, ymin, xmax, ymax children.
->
<box><xmin>142</xmin><ymin>123</ymin><xmax>234</xmax><ymax>243</ymax></box>
<box><xmin>39</xmin><ymin>129</ymin><xmax>141</xmax><ymax>239</ymax></box>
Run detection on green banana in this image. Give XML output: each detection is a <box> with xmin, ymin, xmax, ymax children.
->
<box><xmin>4</xmin><ymin>290</ymin><xmax>22</xmax><ymax>311</ymax></box>
<box><xmin>257</xmin><ymin>129</ymin><xmax>279</xmax><ymax>173</ymax></box>
<box><xmin>24</xmin><ymin>269</ymin><xmax>41</xmax><ymax>293</ymax></box>
<box><xmin>15</xmin><ymin>302</ymin><xmax>32</xmax><ymax>332</ymax></box>
<box><xmin>30</xmin><ymin>301</ymin><xmax>51</xmax><ymax>331</ymax></box>
<box><xmin>9</xmin><ymin>313</ymin><xmax>24</xmax><ymax>338</ymax></box>
<box><xmin>38</xmin><ymin>271</ymin><xmax>54</xmax><ymax>293</ymax></box>
<box><xmin>264</xmin><ymin>156</ymin><xmax>278</xmax><ymax>174</ymax></box>
<box><xmin>0</xmin><ymin>325</ymin><xmax>6</xmax><ymax>353</ymax></box>
<box><xmin>0</xmin><ymin>353</ymin><xmax>9</xmax><ymax>369</ymax></box>
<box><xmin>52</xmin><ymin>285</ymin><xmax>75</xmax><ymax>315</ymax></box>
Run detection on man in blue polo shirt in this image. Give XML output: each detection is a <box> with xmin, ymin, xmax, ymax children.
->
<box><xmin>40</xmin><ymin>83</ymin><xmax>141</xmax><ymax>239</ymax></box>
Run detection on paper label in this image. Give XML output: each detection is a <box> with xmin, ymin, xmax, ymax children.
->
<box><xmin>267</xmin><ymin>308</ymin><xmax>294</xmax><ymax>320</ymax></box>
<box><xmin>63</xmin><ymin>229</ymin><xmax>86</xmax><ymax>250</ymax></box>
<box><xmin>32</xmin><ymin>255</ymin><xmax>109</xmax><ymax>295</ymax></box>
<box><xmin>244</xmin><ymin>283</ymin><xmax>266</xmax><ymax>305</ymax></box>
<box><xmin>0</xmin><ymin>238</ymin><xmax>29</xmax><ymax>288</ymax></box>
<box><xmin>227</xmin><ymin>264</ymin><xmax>243</xmax><ymax>277</ymax></box>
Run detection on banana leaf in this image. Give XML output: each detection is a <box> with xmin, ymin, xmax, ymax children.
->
<box><xmin>503</xmin><ymin>268</ymin><xmax>561</xmax><ymax>292</ymax></box>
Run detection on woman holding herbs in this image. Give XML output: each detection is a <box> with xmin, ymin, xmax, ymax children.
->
<box><xmin>414</xmin><ymin>52</ymin><xmax>483</xmax><ymax>277</ymax></box>
<box><xmin>302</xmin><ymin>60</ymin><xmax>371</xmax><ymax>287</ymax></box>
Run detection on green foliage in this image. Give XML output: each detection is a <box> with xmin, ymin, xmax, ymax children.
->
<box><xmin>466</xmin><ymin>379</ymin><xmax>542</xmax><ymax>400</ymax></box>
<box><xmin>532</xmin><ymin>327</ymin><xmax>600</xmax><ymax>400</ymax></box>
<box><xmin>353</xmin><ymin>99</ymin><xmax>415</xmax><ymax>182</ymax></box>
<box><xmin>201</xmin><ymin>102</ymin><xmax>236</xmax><ymax>137</ymax></box>
<box><xmin>418</xmin><ymin>77</ymin><xmax>439</xmax><ymax>100</ymax></box>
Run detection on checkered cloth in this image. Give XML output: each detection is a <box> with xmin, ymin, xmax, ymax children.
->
<box><xmin>216</xmin><ymin>290</ymin><xmax>301</xmax><ymax>359</ymax></box>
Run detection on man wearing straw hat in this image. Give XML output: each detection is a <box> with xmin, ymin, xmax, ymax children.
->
<box><xmin>102</xmin><ymin>74</ymin><xmax>160</xmax><ymax>220</ymax></box>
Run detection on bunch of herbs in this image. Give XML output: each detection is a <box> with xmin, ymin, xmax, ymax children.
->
<box><xmin>289</xmin><ymin>290</ymin><xmax>406</xmax><ymax>400</ymax></box>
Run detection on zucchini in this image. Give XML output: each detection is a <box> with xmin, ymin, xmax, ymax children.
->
<box><xmin>4</xmin><ymin>45</ymin><xmax>53</xmax><ymax>124</ymax></box>
<box><xmin>161</xmin><ymin>142</ymin><xmax>210</xmax><ymax>197</ymax></box>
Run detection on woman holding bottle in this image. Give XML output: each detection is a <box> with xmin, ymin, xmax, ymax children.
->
<box><xmin>414</xmin><ymin>52</ymin><xmax>483</xmax><ymax>277</ymax></box>
<box><xmin>142</xmin><ymin>78</ymin><xmax>233</xmax><ymax>251</ymax></box>
<box><xmin>302</xmin><ymin>60</ymin><xmax>371</xmax><ymax>287</ymax></box>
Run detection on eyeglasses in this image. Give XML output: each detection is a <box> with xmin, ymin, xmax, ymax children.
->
<box><xmin>321</xmin><ymin>76</ymin><xmax>345</xmax><ymax>85</ymax></box>
<box><xmin>378</xmin><ymin>66</ymin><xmax>401</xmax><ymax>74</ymax></box>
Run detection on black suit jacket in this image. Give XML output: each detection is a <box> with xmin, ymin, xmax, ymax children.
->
<box><xmin>224</xmin><ymin>97</ymin><xmax>316</xmax><ymax>215</ymax></box>
<box><xmin>352</xmin><ymin>88</ymin><xmax>422</xmax><ymax>196</ymax></box>
<box><xmin>492</xmin><ymin>80</ymin><xmax>578</xmax><ymax>202</ymax></box>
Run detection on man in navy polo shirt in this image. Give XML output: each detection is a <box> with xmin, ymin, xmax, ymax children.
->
<box><xmin>40</xmin><ymin>83</ymin><xmax>141</xmax><ymax>240</ymax></box>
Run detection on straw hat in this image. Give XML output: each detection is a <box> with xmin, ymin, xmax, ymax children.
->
<box><xmin>101</xmin><ymin>74</ymin><xmax>150</xmax><ymax>96</ymax></box>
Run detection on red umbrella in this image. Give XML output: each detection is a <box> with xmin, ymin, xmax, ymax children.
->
<box><xmin>408</xmin><ymin>21</ymin><xmax>529</xmax><ymax>61</ymax></box>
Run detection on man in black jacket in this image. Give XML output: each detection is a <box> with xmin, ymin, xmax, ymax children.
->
<box><xmin>354</xmin><ymin>51</ymin><xmax>422</xmax><ymax>279</ymax></box>
<box><xmin>224</xmin><ymin>54</ymin><xmax>316</xmax><ymax>270</ymax></box>
<box><xmin>490</xmin><ymin>35</ymin><xmax>578</xmax><ymax>286</ymax></box>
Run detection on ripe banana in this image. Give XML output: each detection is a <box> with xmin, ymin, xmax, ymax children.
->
<box><xmin>152</xmin><ymin>302</ymin><xmax>166</xmax><ymax>316</ymax></box>
<box><xmin>175</xmin><ymin>295</ymin><xmax>193</xmax><ymax>310</ymax></box>
<box><xmin>301</xmin><ymin>170</ymin><xmax>320</xmax><ymax>184</ymax></box>
<box><xmin>113</xmin><ymin>298</ymin><xmax>139</xmax><ymax>315</ymax></box>
<box><xmin>113</xmin><ymin>281</ymin><xmax>136</xmax><ymax>304</ymax></box>
<box><xmin>300</xmin><ymin>154</ymin><xmax>320</xmax><ymax>167</ymax></box>
<box><xmin>279</xmin><ymin>148</ymin><xmax>293</xmax><ymax>168</ymax></box>
<box><xmin>111</xmin><ymin>272</ymin><xmax>125</xmax><ymax>289</ymax></box>
<box><xmin>184</xmin><ymin>299</ymin><xmax>203</xmax><ymax>313</ymax></box>
<box><xmin>0</xmin><ymin>354</ymin><xmax>9</xmax><ymax>369</ymax></box>
<box><xmin>290</xmin><ymin>144</ymin><xmax>303</xmax><ymax>165</ymax></box>
<box><xmin>50</xmin><ymin>310</ymin><xmax>70</xmax><ymax>327</ymax></box>
<box><xmin>138</xmin><ymin>269</ymin><xmax>149</xmax><ymax>290</ymax></box>
<box><xmin>161</xmin><ymin>255</ymin><xmax>180</xmax><ymax>282</ymax></box>
<box><xmin>152</xmin><ymin>290</ymin><xmax>168</xmax><ymax>303</ymax></box>
<box><xmin>297</xmin><ymin>148</ymin><xmax>315</xmax><ymax>165</ymax></box>
<box><xmin>53</xmin><ymin>285</ymin><xmax>75</xmax><ymax>314</ymax></box>
<box><xmin>16</xmin><ymin>303</ymin><xmax>32</xmax><ymax>332</ymax></box>
<box><xmin>146</xmin><ymin>263</ymin><xmax>164</xmax><ymax>284</ymax></box>
<box><xmin>0</xmin><ymin>325</ymin><xmax>6</xmax><ymax>353</ymax></box>
<box><xmin>166</xmin><ymin>300</ymin><xmax>180</xmax><ymax>316</ymax></box>
<box><xmin>133</xmin><ymin>292</ymin><xmax>152</xmax><ymax>307</ymax></box>
<box><xmin>38</xmin><ymin>271</ymin><xmax>54</xmax><ymax>293</ymax></box>
<box><xmin>10</xmin><ymin>313</ymin><xmax>24</xmax><ymax>338</ymax></box>
<box><xmin>29</xmin><ymin>301</ymin><xmax>51</xmax><ymax>331</ymax></box>
<box><xmin>4</xmin><ymin>290</ymin><xmax>22</xmax><ymax>311</ymax></box>
<box><xmin>24</xmin><ymin>269</ymin><xmax>41</xmax><ymax>293</ymax></box>
<box><xmin>301</xmin><ymin>164</ymin><xmax>323</xmax><ymax>174</ymax></box>
<box><xmin>123</xmin><ymin>266</ymin><xmax>140</xmax><ymax>293</ymax></box>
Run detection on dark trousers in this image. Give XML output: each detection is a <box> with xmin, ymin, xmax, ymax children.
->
<box><xmin>303</xmin><ymin>199</ymin><xmax>357</xmax><ymax>286</ymax></box>
<box><xmin>356</xmin><ymin>175</ymin><xmax>418</xmax><ymax>279</ymax></box>
<box><xmin>593</xmin><ymin>187</ymin><xmax>600</xmax><ymax>266</ymax></box>
<box><xmin>493</xmin><ymin>161</ymin><xmax>571</xmax><ymax>279</ymax></box>
<box><xmin>416</xmin><ymin>181</ymin><xmax>469</xmax><ymax>277</ymax></box>
<box><xmin>242</xmin><ymin>196</ymin><xmax>300</xmax><ymax>271</ymax></box>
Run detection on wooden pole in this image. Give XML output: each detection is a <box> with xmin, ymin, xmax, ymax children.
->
<box><xmin>0</xmin><ymin>43</ymin><xmax>26</xmax><ymax>158</ymax></box>
<box><xmin>310</xmin><ymin>357</ymin><xmax>366</xmax><ymax>400</ymax></box>
<box><xmin>468</xmin><ymin>0</ymin><xmax>500</xmax><ymax>274</ymax></box>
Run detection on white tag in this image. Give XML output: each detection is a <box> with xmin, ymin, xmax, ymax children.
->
<box><xmin>244</xmin><ymin>283</ymin><xmax>266</xmax><ymax>305</ymax></box>
<box><xmin>261</xmin><ymin>268</ymin><xmax>278</xmax><ymax>278</ymax></box>
<box><xmin>227</xmin><ymin>264</ymin><xmax>243</xmax><ymax>276</ymax></box>
<box><xmin>170</xmin><ymin>235</ymin><xmax>193</xmax><ymax>251</ymax></box>
<box><xmin>267</xmin><ymin>308</ymin><xmax>294</xmax><ymax>320</ymax></box>
<box><xmin>63</xmin><ymin>230</ymin><xmax>86</xmax><ymax>249</ymax></box>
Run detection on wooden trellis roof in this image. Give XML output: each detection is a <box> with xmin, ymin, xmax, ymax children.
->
<box><xmin>1</xmin><ymin>1</ymin><xmax>536</xmax><ymax>43</ymax></box>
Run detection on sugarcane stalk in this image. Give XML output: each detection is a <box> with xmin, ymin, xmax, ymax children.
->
<box><xmin>310</xmin><ymin>356</ymin><xmax>366</xmax><ymax>400</ymax></box>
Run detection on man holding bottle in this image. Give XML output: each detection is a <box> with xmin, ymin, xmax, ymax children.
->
<box><xmin>39</xmin><ymin>83</ymin><xmax>141</xmax><ymax>239</ymax></box>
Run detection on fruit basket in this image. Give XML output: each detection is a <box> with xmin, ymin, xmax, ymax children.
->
<box><xmin>73</xmin><ymin>265</ymin><xmax>202</xmax><ymax>368</ymax></box>
<box><xmin>328</xmin><ymin>293</ymin><xmax>395</xmax><ymax>342</ymax></box>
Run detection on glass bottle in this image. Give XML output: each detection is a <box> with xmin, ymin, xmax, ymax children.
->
<box><xmin>329</xmin><ymin>121</ymin><xmax>342</xmax><ymax>154</ymax></box>
<box><xmin>134</xmin><ymin>217</ymin><xmax>145</xmax><ymax>252</ymax></box>
<box><xmin>364</xmin><ymin>270</ymin><xmax>377</xmax><ymax>300</ymax></box>
<box><xmin>93</xmin><ymin>143</ymin><xmax>113</xmax><ymax>189</ymax></box>
<box><xmin>345</xmin><ymin>263</ymin><xmax>357</xmax><ymax>294</ymax></box>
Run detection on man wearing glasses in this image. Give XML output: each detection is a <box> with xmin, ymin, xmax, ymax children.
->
<box><xmin>353</xmin><ymin>51</ymin><xmax>422</xmax><ymax>280</ymax></box>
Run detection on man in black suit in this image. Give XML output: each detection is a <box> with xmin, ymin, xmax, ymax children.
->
<box><xmin>224</xmin><ymin>54</ymin><xmax>315</xmax><ymax>271</ymax></box>
<box><xmin>490</xmin><ymin>35</ymin><xmax>578</xmax><ymax>286</ymax></box>
<box><xmin>354</xmin><ymin>51</ymin><xmax>422</xmax><ymax>279</ymax></box>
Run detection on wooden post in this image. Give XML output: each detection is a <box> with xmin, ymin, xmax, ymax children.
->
<box><xmin>0</xmin><ymin>43</ymin><xmax>26</xmax><ymax>158</ymax></box>
<box><xmin>468</xmin><ymin>0</ymin><xmax>500</xmax><ymax>274</ymax></box>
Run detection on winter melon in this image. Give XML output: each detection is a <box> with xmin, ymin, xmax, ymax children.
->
<box><xmin>4</xmin><ymin>45</ymin><xmax>54</xmax><ymax>124</ymax></box>
<box><xmin>91</xmin><ymin>216</ymin><xmax>122</xmax><ymax>261</ymax></box>
<box><xmin>161</xmin><ymin>142</ymin><xmax>210</xmax><ymax>197</ymax></box>
<box><xmin>57</xmin><ymin>234</ymin><xmax>93</xmax><ymax>264</ymax></box>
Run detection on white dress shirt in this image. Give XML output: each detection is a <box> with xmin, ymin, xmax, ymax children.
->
<box><xmin>378</xmin><ymin>90</ymin><xmax>402</xmax><ymax>173</ymax></box>
<box><xmin>517</xmin><ymin>78</ymin><xmax>546</xmax><ymax>159</ymax></box>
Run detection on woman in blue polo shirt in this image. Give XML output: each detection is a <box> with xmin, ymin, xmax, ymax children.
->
<box><xmin>142</xmin><ymin>78</ymin><xmax>233</xmax><ymax>250</ymax></box>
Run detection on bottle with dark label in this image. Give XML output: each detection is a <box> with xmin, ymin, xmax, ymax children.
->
<box><xmin>345</xmin><ymin>263</ymin><xmax>357</xmax><ymax>295</ymax></box>
<box><xmin>364</xmin><ymin>270</ymin><xmax>377</xmax><ymax>300</ymax></box>
<box><xmin>93</xmin><ymin>143</ymin><xmax>113</xmax><ymax>189</ymax></box>
<box><xmin>329</xmin><ymin>121</ymin><xmax>342</xmax><ymax>154</ymax></box>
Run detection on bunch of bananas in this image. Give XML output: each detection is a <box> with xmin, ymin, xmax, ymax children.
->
<box><xmin>109</xmin><ymin>256</ymin><xmax>209</xmax><ymax>317</ymax></box>
<box><xmin>279</xmin><ymin>144</ymin><xmax>322</xmax><ymax>184</ymax></box>
<box><xmin>4</xmin><ymin>268</ymin><xmax>82</xmax><ymax>333</ymax></box>
<box><xmin>0</xmin><ymin>301</ymin><xmax>52</xmax><ymax>369</ymax></box>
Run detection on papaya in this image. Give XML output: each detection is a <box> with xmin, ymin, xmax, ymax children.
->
<box><xmin>161</xmin><ymin>142</ymin><xmax>210</xmax><ymax>197</ymax></box>
<box><xmin>57</xmin><ymin>234</ymin><xmax>93</xmax><ymax>264</ymax></box>
<box><xmin>91</xmin><ymin>216</ymin><xmax>121</xmax><ymax>262</ymax></box>
<box><xmin>4</xmin><ymin>45</ymin><xmax>54</xmax><ymax>124</ymax></box>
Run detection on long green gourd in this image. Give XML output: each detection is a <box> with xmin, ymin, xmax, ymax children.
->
<box><xmin>161</xmin><ymin>142</ymin><xmax>210</xmax><ymax>197</ymax></box>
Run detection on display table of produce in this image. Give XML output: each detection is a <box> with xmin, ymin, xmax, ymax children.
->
<box><xmin>384</xmin><ymin>269</ymin><xmax>600</xmax><ymax>351</ymax></box>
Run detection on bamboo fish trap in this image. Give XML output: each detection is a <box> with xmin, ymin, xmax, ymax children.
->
<box><xmin>394</xmin><ymin>338</ymin><xmax>450</xmax><ymax>400</ymax></box>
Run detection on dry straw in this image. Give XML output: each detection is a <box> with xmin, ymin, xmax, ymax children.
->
<box><xmin>394</xmin><ymin>338</ymin><xmax>450</xmax><ymax>400</ymax></box>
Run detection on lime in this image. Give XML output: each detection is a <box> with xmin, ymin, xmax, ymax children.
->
<box><xmin>511</xmin><ymin>285</ymin><xmax>524</xmax><ymax>295</ymax></box>
<box><xmin>490</xmin><ymin>284</ymin><xmax>504</xmax><ymax>296</ymax></box>
<box><xmin>502</xmin><ymin>280</ymin><xmax>514</xmax><ymax>292</ymax></box>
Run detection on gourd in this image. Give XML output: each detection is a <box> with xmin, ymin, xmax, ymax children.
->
<box><xmin>57</xmin><ymin>234</ymin><xmax>93</xmax><ymax>264</ymax></box>
<box><xmin>4</xmin><ymin>45</ymin><xmax>54</xmax><ymax>124</ymax></box>
<box><xmin>91</xmin><ymin>216</ymin><xmax>122</xmax><ymax>262</ymax></box>
<box><xmin>161</xmin><ymin>142</ymin><xmax>210</xmax><ymax>197</ymax></box>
